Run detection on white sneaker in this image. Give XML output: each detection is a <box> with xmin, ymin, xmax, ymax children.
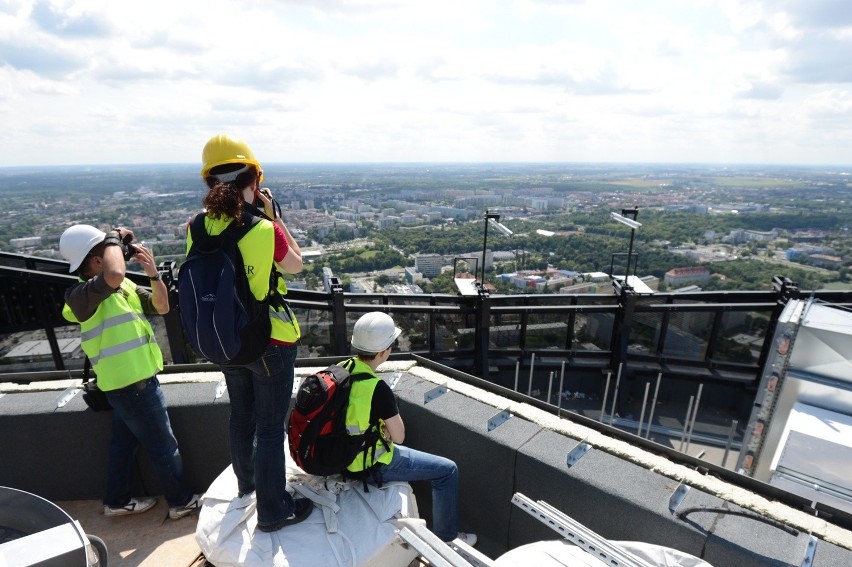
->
<box><xmin>103</xmin><ymin>496</ymin><xmax>157</xmax><ymax>517</ymax></box>
<box><xmin>169</xmin><ymin>493</ymin><xmax>204</xmax><ymax>520</ymax></box>
<box><xmin>453</xmin><ymin>532</ymin><xmax>478</xmax><ymax>546</ymax></box>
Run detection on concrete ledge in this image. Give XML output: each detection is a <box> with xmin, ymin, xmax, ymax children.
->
<box><xmin>511</xmin><ymin>428</ymin><xmax>710</xmax><ymax>555</ymax></box>
<box><xmin>1</xmin><ymin>362</ymin><xmax>850</xmax><ymax>567</ymax></box>
<box><xmin>394</xmin><ymin>372</ymin><xmax>541</xmax><ymax>558</ymax></box>
<box><xmin>0</xmin><ymin>382</ymin><xmax>230</xmax><ymax>502</ymax></box>
<box><xmin>405</xmin><ymin>363</ymin><xmax>852</xmax><ymax>565</ymax></box>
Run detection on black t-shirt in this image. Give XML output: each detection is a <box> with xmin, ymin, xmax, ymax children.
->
<box><xmin>370</xmin><ymin>378</ymin><xmax>399</xmax><ymax>424</ymax></box>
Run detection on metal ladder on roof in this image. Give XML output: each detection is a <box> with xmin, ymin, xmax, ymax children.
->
<box><xmin>396</xmin><ymin>519</ymin><xmax>494</xmax><ymax>567</ymax></box>
<box><xmin>511</xmin><ymin>493</ymin><xmax>655</xmax><ymax>567</ymax></box>
<box><xmin>396</xmin><ymin>493</ymin><xmax>655</xmax><ymax>567</ymax></box>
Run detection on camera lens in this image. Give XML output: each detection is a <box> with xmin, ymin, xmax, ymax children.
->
<box><xmin>121</xmin><ymin>234</ymin><xmax>137</xmax><ymax>260</ymax></box>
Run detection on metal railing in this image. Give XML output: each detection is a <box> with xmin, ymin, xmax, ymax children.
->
<box><xmin>5</xmin><ymin>253</ymin><xmax>852</xmax><ymax>414</ymax></box>
<box><xmin>3</xmin><ymin>250</ymin><xmax>852</xmax><ymax>395</ymax></box>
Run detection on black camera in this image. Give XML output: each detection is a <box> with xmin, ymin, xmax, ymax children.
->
<box><xmin>122</xmin><ymin>233</ymin><xmax>137</xmax><ymax>261</ymax></box>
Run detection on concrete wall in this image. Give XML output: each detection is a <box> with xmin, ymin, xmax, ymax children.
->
<box><xmin>1</xmin><ymin>370</ymin><xmax>850</xmax><ymax>566</ymax></box>
<box><xmin>0</xmin><ymin>381</ymin><xmax>230</xmax><ymax>502</ymax></box>
<box><xmin>394</xmin><ymin>371</ymin><xmax>851</xmax><ymax>566</ymax></box>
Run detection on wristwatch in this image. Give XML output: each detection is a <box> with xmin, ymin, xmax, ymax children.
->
<box><xmin>148</xmin><ymin>273</ymin><xmax>162</xmax><ymax>281</ymax></box>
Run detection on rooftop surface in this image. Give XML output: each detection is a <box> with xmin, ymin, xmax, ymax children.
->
<box><xmin>55</xmin><ymin>499</ymin><xmax>203</xmax><ymax>567</ymax></box>
<box><xmin>4</xmin><ymin>361</ymin><xmax>852</xmax><ymax>566</ymax></box>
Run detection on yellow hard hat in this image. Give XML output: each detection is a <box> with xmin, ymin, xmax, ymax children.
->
<box><xmin>200</xmin><ymin>134</ymin><xmax>263</xmax><ymax>184</ymax></box>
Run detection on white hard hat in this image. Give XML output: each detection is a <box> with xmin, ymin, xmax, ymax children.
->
<box><xmin>351</xmin><ymin>312</ymin><xmax>402</xmax><ymax>353</ymax></box>
<box><xmin>59</xmin><ymin>224</ymin><xmax>106</xmax><ymax>273</ymax></box>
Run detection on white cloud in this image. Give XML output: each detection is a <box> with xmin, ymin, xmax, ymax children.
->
<box><xmin>0</xmin><ymin>0</ymin><xmax>850</xmax><ymax>166</ymax></box>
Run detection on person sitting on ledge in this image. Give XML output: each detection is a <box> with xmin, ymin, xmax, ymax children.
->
<box><xmin>339</xmin><ymin>311</ymin><xmax>477</xmax><ymax>546</ymax></box>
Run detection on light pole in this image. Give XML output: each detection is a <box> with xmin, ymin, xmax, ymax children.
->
<box><xmin>481</xmin><ymin>210</ymin><xmax>513</xmax><ymax>287</ymax></box>
<box><xmin>610</xmin><ymin>207</ymin><xmax>641</xmax><ymax>283</ymax></box>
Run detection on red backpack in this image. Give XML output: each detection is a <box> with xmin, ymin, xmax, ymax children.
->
<box><xmin>288</xmin><ymin>365</ymin><xmax>381</xmax><ymax>477</ymax></box>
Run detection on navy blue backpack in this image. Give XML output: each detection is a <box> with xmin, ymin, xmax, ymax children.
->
<box><xmin>178</xmin><ymin>212</ymin><xmax>272</xmax><ymax>365</ymax></box>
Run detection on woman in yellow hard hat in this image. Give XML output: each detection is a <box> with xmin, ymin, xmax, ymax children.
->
<box><xmin>191</xmin><ymin>134</ymin><xmax>309</xmax><ymax>531</ymax></box>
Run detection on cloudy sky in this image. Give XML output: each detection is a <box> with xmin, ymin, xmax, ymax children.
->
<box><xmin>1</xmin><ymin>0</ymin><xmax>851</xmax><ymax>167</ymax></box>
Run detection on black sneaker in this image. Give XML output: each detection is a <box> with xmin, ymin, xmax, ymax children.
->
<box><xmin>257</xmin><ymin>498</ymin><xmax>313</xmax><ymax>532</ymax></box>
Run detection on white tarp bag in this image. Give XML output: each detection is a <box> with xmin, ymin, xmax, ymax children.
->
<box><xmin>495</xmin><ymin>539</ymin><xmax>713</xmax><ymax>566</ymax></box>
<box><xmin>196</xmin><ymin>464</ymin><xmax>421</xmax><ymax>567</ymax></box>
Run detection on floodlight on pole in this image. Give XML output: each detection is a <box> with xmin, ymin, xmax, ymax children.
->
<box><xmin>481</xmin><ymin>210</ymin><xmax>512</xmax><ymax>286</ymax></box>
<box><xmin>488</xmin><ymin>217</ymin><xmax>514</xmax><ymax>237</ymax></box>
<box><xmin>610</xmin><ymin>212</ymin><xmax>642</xmax><ymax>230</ymax></box>
<box><xmin>610</xmin><ymin>207</ymin><xmax>641</xmax><ymax>280</ymax></box>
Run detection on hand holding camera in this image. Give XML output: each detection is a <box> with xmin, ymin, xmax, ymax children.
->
<box><xmin>111</xmin><ymin>227</ymin><xmax>137</xmax><ymax>261</ymax></box>
<box><xmin>254</xmin><ymin>187</ymin><xmax>277</xmax><ymax>220</ymax></box>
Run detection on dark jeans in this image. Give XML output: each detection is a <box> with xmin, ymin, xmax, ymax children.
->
<box><xmin>104</xmin><ymin>376</ymin><xmax>192</xmax><ymax>508</ymax></box>
<box><xmin>374</xmin><ymin>445</ymin><xmax>459</xmax><ymax>541</ymax></box>
<box><xmin>221</xmin><ymin>343</ymin><xmax>297</xmax><ymax>529</ymax></box>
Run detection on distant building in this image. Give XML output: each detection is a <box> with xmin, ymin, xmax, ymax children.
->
<box><xmin>664</xmin><ymin>266</ymin><xmax>711</xmax><ymax>287</ymax></box>
<box><xmin>726</xmin><ymin>229</ymin><xmax>777</xmax><ymax>243</ymax></box>
<box><xmin>404</xmin><ymin>266</ymin><xmax>423</xmax><ymax>284</ymax></box>
<box><xmin>322</xmin><ymin>267</ymin><xmax>339</xmax><ymax>293</ymax></box>
<box><xmin>386</xmin><ymin>283</ymin><xmax>424</xmax><ymax>294</ymax></box>
<box><xmin>808</xmin><ymin>254</ymin><xmax>842</xmax><ymax>268</ymax></box>
<box><xmin>415</xmin><ymin>254</ymin><xmax>444</xmax><ymax>278</ymax></box>
<box><xmin>786</xmin><ymin>245</ymin><xmax>836</xmax><ymax>261</ymax></box>
<box><xmin>10</xmin><ymin>236</ymin><xmax>41</xmax><ymax>249</ymax></box>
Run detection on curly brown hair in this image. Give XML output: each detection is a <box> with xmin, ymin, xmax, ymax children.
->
<box><xmin>203</xmin><ymin>163</ymin><xmax>259</xmax><ymax>223</ymax></box>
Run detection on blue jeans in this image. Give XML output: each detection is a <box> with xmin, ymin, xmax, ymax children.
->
<box><xmin>104</xmin><ymin>376</ymin><xmax>192</xmax><ymax>508</ymax></box>
<box><xmin>221</xmin><ymin>343</ymin><xmax>297</xmax><ymax>529</ymax></box>
<box><xmin>374</xmin><ymin>445</ymin><xmax>459</xmax><ymax>541</ymax></box>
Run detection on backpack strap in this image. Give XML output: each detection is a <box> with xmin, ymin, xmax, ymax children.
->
<box><xmin>81</xmin><ymin>356</ymin><xmax>92</xmax><ymax>385</ymax></box>
<box><xmin>189</xmin><ymin>211</ymin><xmax>259</xmax><ymax>251</ymax></box>
<box><xmin>339</xmin><ymin>362</ymin><xmax>387</xmax><ymax>492</ymax></box>
<box><xmin>240</xmin><ymin>204</ymin><xmax>290</xmax><ymax>311</ymax></box>
<box><xmin>188</xmin><ymin>212</ymin><xmax>262</xmax><ymax>285</ymax></box>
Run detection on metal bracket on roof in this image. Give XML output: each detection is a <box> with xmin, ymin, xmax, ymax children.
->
<box><xmin>801</xmin><ymin>535</ymin><xmax>817</xmax><ymax>567</ymax></box>
<box><xmin>388</xmin><ymin>371</ymin><xmax>403</xmax><ymax>390</ymax></box>
<box><xmin>424</xmin><ymin>384</ymin><xmax>448</xmax><ymax>405</ymax></box>
<box><xmin>668</xmin><ymin>483</ymin><xmax>691</xmax><ymax>515</ymax></box>
<box><xmin>487</xmin><ymin>409</ymin><xmax>511</xmax><ymax>432</ymax></box>
<box><xmin>566</xmin><ymin>442</ymin><xmax>592</xmax><ymax>468</ymax></box>
<box><xmin>56</xmin><ymin>386</ymin><xmax>81</xmax><ymax>408</ymax></box>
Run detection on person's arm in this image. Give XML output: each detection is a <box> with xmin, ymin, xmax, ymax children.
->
<box><xmin>274</xmin><ymin>218</ymin><xmax>303</xmax><ymax>274</ymax></box>
<box><xmin>101</xmin><ymin>229</ymin><xmax>127</xmax><ymax>289</ymax></box>
<box><xmin>64</xmin><ymin>278</ymin><xmax>113</xmax><ymax>322</ymax></box>
<box><xmin>256</xmin><ymin>187</ymin><xmax>302</xmax><ymax>274</ymax></box>
<box><xmin>373</xmin><ymin>380</ymin><xmax>405</xmax><ymax>443</ymax></box>
<box><xmin>383</xmin><ymin>414</ymin><xmax>406</xmax><ymax>444</ymax></box>
<box><xmin>131</xmin><ymin>244</ymin><xmax>169</xmax><ymax>315</ymax></box>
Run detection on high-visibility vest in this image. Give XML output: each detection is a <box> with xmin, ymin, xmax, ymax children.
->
<box><xmin>62</xmin><ymin>278</ymin><xmax>163</xmax><ymax>391</ymax></box>
<box><xmin>342</xmin><ymin>357</ymin><xmax>395</xmax><ymax>472</ymax></box>
<box><xmin>186</xmin><ymin>215</ymin><xmax>301</xmax><ymax>343</ymax></box>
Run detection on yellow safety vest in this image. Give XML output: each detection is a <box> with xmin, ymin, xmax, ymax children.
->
<box><xmin>341</xmin><ymin>357</ymin><xmax>395</xmax><ymax>472</ymax></box>
<box><xmin>185</xmin><ymin>214</ymin><xmax>301</xmax><ymax>343</ymax></box>
<box><xmin>62</xmin><ymin>279</ymin><xmax>163</xmax><ymax>391</ymax></box>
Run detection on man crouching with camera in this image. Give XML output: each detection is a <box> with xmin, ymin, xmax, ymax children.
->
<box><xmin>59</xmin><ymin>224</ymin><xmax>202</xmax><ymax>520</ymax></box>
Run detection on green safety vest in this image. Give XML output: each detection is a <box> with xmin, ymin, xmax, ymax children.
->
<box><xmin>186</xmin><ymin>215</ymin><xmax>301</xmax><ymax>343</ymax></box>
<box><xmin>62</xmin><ymin>278</ymin><xmax>163</xmax><ymax>391</ymax></box>
<box><xmin>341</xmin><ymin>357</ymin><xmax>395</xmax><ymax>472</ymax></box>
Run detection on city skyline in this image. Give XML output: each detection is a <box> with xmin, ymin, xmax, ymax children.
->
<box><xmin>1</xmin><ymin>1</ymin><xmax>852</xmax><ymax>167</ymax></box>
